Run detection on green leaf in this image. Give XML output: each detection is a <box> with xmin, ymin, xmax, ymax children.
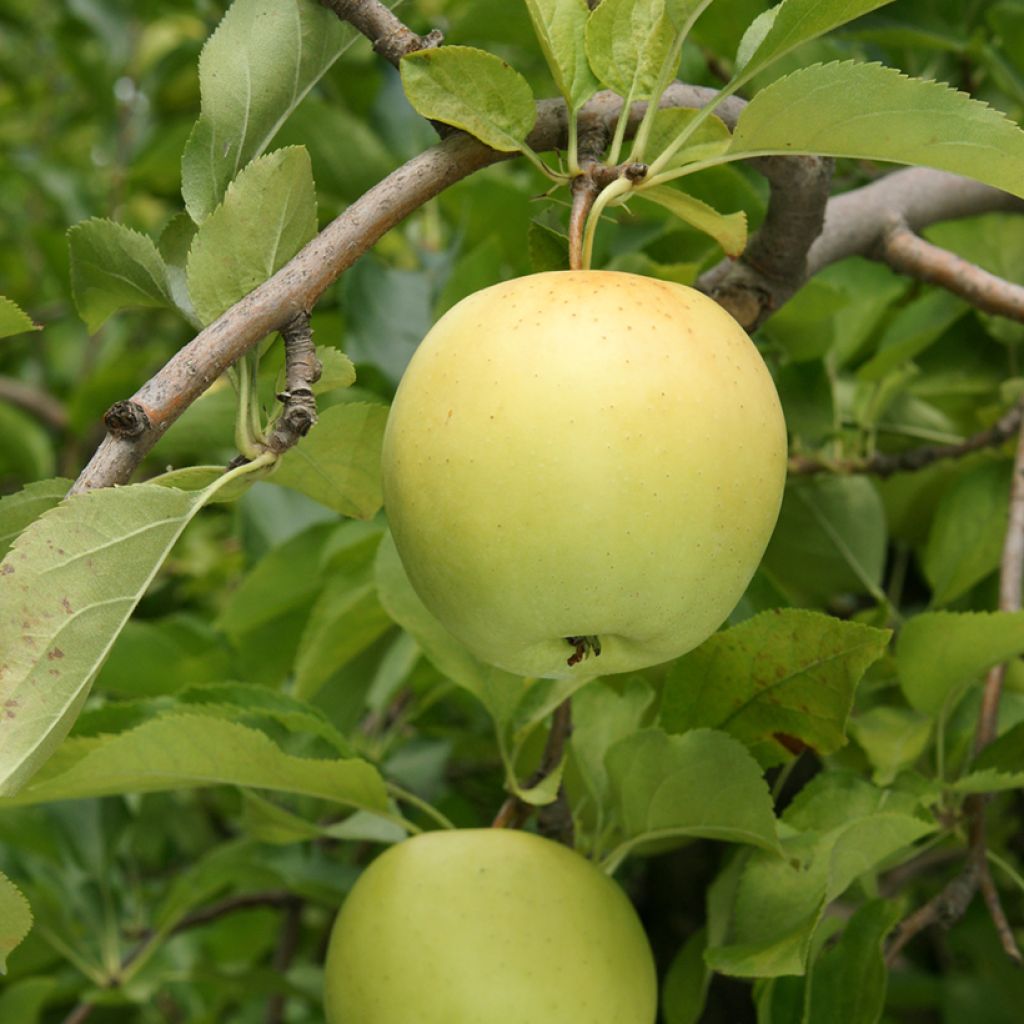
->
<box><xmin>633</xmin><ymin>186</ymin><xmax>747</xmax><ymax>257</ymax></box>
<box><xmin>645</xmin><ymin>107</ymin><xmax>732</xmax><ymax>169</ymax></box>
<box><xmin>0</xmin><ymin>977</ymin><xmax>56</xmax><ymax>1021</ymax></box>
<box><xmin>922</xmin><ymin>459</ymin><xmax>1010</xmax><ymax>606</ymax></box>
<box><xmin>849</xmin><ymin>706</ymin><xmax>933</xmax><ymax>785</ymax></box>
<box><xmin>524</xmin><ymin>0</ymin><xmax>598</xmax><ymax>112</ymax></box>
<box><xmin>0</xmin><ymin>713</ymin><xmax>388</xmax><ymax>811</ymax></box>
<box><xmin>311</xmin><ymin>346</ymin><xmax>357</xmax><ymax>395</ymax></box>
<box><xmin>186</xmin><ymin>146</ymin><xmax>318</xmax><ymax>325</ymax></box>
<box><xmin>585</xmin><ymin>0</ymin><xmax>675</xmax><ymax>101</ymax></box>
<box><xmin>605</xmin><ymin>728</ymin><xmax>780</xmax><ymax>857</ymax></box>
<box><xmin>729</xmin><ymin>61</ymin><xmax>1024</xmax><ymax>200</ymax></box>
<box><xmin>0</xmin><ymin>483</ymin><xmax>212</xmax><ymax>796</ymax></box>
<box><xmin>660</xmin><ymin>610</ymin><xmax>890</xmax><ymax>766</ymax></box>
<box><xmin>157</xmin><ymin>212</ymin><xmax>200</xmax><ymax>324</ymax></box>
<box><xmin>67</xmin><ymin>218</ymin><xmax>173</xmax><ymax>332</ymax></box>
<box><xmin>0</xmin><ymin>870</ymin><xmax>32</xmax><ymax>973</ymax></box>
<box><xmin>804</xmin><ymin>900</ymin><xmax>902</xmax><ymax>1023</ymax></box>
<box><xmin>898</xmin><ymin>610</ymin><xmax>1024</xmax><ymax>716</ymax></box>
<box><xmin>734</xmin><ymin>1</ymin><xmax>895</xmax><ymax>84</ymax></box>
<box><xmin>181</xmin><ymin>0</ymin><xmax>351</xmax><ymax>223</ymax></box>
<box><xmin>0</xmin><ymin>479</ymin><xmax>71</xmax><ymax>559</ymax></box>
<box><xmin>0</xmin><ymin>296</ymin><xmax>39</xmax><ymax>339</ymax></box>
<box><xmin>400</xmin><ymin>46</ymin><xmax>537</xmax><ymax>152</ymax></box>
<box><xmin>0</xmin><ymin>405</ymin><xmax>55</xmax><ymax>482</ymax></box>
<box><xmin>271</xmin><ymin>402</ymin><xmax>388</xmax><ymax>519</ymax></box>
<box><xmin>527</xmin><ymin>220</ymin><xmax>570</xmax><ymax>273</ymax></box>
<box><xmin>662</xmin><ymin>926</ymin><xmax>711</xmax><ymax>1024</ymax></box>
<box><xmin>241</xmin><ymin>790</ymin><xmax>405</xmax><ymax>846</ymax></box>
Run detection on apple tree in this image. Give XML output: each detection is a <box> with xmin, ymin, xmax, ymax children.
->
<box><xmin>2</xmin><ymin>0</ymin><xmax>1024</xmax><ymax>1021</ymax></box>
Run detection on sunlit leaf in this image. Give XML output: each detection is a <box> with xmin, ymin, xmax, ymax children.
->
<box><xmin>0</xmin><ymin>296</ymin><xmax>39</xmax><ymax>340</ymax></box>
<box><xmin>585</xmin><ymin>0</ymin><xmax>675</xmax><ymax>101</ymax></box>
<box><xmin>633</xmin><ymin>186</ymin><xmax>747</xmax><ymax>256</ymax></box>
<box><xmin>0</xmin><ymin>871</ymin><xmax>32</xmax><ymax>973</ymax></box>
<box><xmin>524</xmin><ymin>0</ymin><xmax>598</xmax><ymax>111</ymax></box>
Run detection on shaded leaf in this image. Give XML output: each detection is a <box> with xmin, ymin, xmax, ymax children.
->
<box><xmin>0</xmin><ymin>713</ymin><xmax>388</xmax><ymax>811</ymax></box>
<box><xmin>849</xmin><ymin>706</ymin><xmax>933</xmax><ymax>785</ymax></box>
<box><xmin>605</xmin><ymin>728</ymin><xmax>780</xmax><ymax>856</ymax></box>
<box><xmin>0</xmin><ymin>484</ymin><xmax>213</xmax><ymax>796</ymax></box>
<box><xmin>181</xmin><ymin>0</ymin><xmax>351</xmax><ymax>222</ymax></box>
<box><xmin>186</xmin><ymin>146</ymin><xmax>317</xmax><ymax>325</ymax></box>
<box><xmin>528</xmin><ymin>220</ymin><xmax>570</xmax><ymax>272</ymax></box>
<box><xmin>660</xmin><ymin>610</ymin><xmax>890</xmax><ymax>766</ymax></box>
<box><xmin>400</xmin><ymin>46</ymin><xmax>536</xmax><ymax>152</ymax></box>
<box><xmin>662</xmin><ymin>926</ymin><xmax>711</xmax><ymax>1024</ymax></box>
<box><xmin>633</xmin><ymin>185</ymin><xmax>747</xmax><ymax>256</ymax></box>
<box><xmin>272</xmin><ymin>402</ymin><xmax>388</xmax><ymax>519</ymax></box>
<box><xmin>68</xmin><ymin>219</ymin><xmax>173</xmax><ymax>332</ymax></box>
<box><xmin>729</xmin><ymin>61</ymin><xmax>1024</xmax><ymax>200</ymax></box>
<box><xmin>0</xmin><ymin>296</ymin><xmax>39</xmax><ymax>340</ymax></box>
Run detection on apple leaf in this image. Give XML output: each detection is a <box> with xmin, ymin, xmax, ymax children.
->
<box><xmin>660</xmin><ymin>610</ymin><xmax>890</xmax><ymax>766</ymax></box>
<box><xmin>242</xmin><ymin>790</ymin><xmax>406</xmax><ymax>846</ymax></box>
<box><xmin>528</xmin><ymin>220</ymin><xmax>570</xmax><ymax>272</ymax></box>
<box><xmin>181</xmin><ymin>0</ymin><xmax>351</xmax><ymax>223</ymax></box>
<box><xmin>0</xmin><ymin>713</ymin><xmax>389</xmax><ymax>811</ymax></box>
<box><xmin>733</xmin><ymin>0</ymin><xmax>895</xmax><ymax>85</ymax></box>
<box><xmin>0</xmin><ymin>871</ymin><xmax>31</xmax><ymax>973</ymax></box>
<box><xmin>633</xmin><ymin>186</ymin><xmax>747</xmax><ymax>257</ymax></box>
<box><xmin>310</xmin><ymin>346</ymin><xmax>357</xmax><ymax>395</ymax></box>
<box><xmin>729</xmin><ymin>61</ymin><xmax>1024</xmax><ymax>200</ymax></box>
<box><xmin>708</xmin><ymin>782</ymin><xmax>931</xmax><ymax>976</ymax></box>
<box><xmin>645</xmin><ymin>107</ymin><xmax>732</xmax><ymax>169</ymax></box>
<box><xmin>897</xmin><ymin>610</ymin><xmax>1024</xmax><ymax>717</ymax></box>
<box><xmin>585</xmin><ymin>0</ymin><xmax>675</xmax><ymax>101</ymax></box>
<box><xmin>67</xmin><ymin>219</ymin><xmax>174</xmax><ymax>332</ymax></box>
<box><xmin>661</xmin><ymin>926</ymin><xmax>711</xmax><ymax>1024</ymax></box>
<box><xmin>0</xmin><ymin>483</ymin><xmax>217</xmax><ymax>796</ymax></box>
<box><xmin>524</xmin><ymin>0</ymin><xmax>599</xmax><ymax>112</ymax></box>
<box><xmin>272</xmin><ymin>402</ymin><xmax>388</xmax><ymax>519</ymax></box>
<box><xmin>922</xmin><ymin>460</ymin><xmax>1010</xmax><ymax>606</ymax></box>
<box><xmin>848</xmin><ymin>706</ymin><xmax>933</xmax><ymax>785</ymax></box>
<box><xmin>0</xmin><ymin>296</ymin><xmax>39</xmax><ymax>340</ymax></box>
<box><xmin>0</xmin><ymin>479</ymin><xmax>71</xmax><ymax>559</ymax></box>
<box><xmin>186</xmin><ymin>146</ymin><xmax>318</xmax><ymax>325</ymax></box>
<box><xmin>400</xmin><ymin>46</ymin><xmax>537</xmax><ymax>152</ymax></box>
<box><xmin>157</xmin><ymin>212</ymin><xmax>200</xmax><ymax>324</ymax></box>
<box><xmin>951</xmin><ymin>721</ymin><xmax>1024</xmax><ymax>794</ymax></box>
<box><xmin>605</xmin><ymin>728</ymin><xmax>781</xmax><ymax>857</ymax></box>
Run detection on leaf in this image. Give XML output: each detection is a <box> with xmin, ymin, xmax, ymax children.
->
<box><xmin>0</xmin><ymin>483</ymin><xmax>212</xmax><ymax>796</ymax></box>
<box><xmin>804</xmin><ymin>900</ymin><xmax>902</xmax><ymax>1023</ymax></box>
<box><xmin>67</xmin><ymin>218</ymin><xmax>173</xmax><ymax>332</ymax></box>
<box><xmin>311</xmin><ymin>346</ymin><xmax>357</xmax><ymax>395</ymax></box>
<box><xmin>400</xmin><ymin>46</ymin><xmax>537</xmax><ymax>152</ymax></box>
<box><xmin>660</xmin><ymin>610</ymin><xmax>890</xmax><ymax>766</ymax></box>
<box><xmin>662</xmin><ymin>926</ymin><xmax>711</xmax><ymax>1024</ymax></box>
<box><xmin>922</xmin><ymin>459</ymin><xmax>1010</xmax><ymax>605</ymax></box>
<box><xmin>157</xmin><ymin>212</ymin><xmax>200</xmax><ymax>323</ymax></box>
<box><xmin>585</xmin><ymin>0</ymin><xmax>675</xmax><ymax>101</ymax></box>
<box><xmin>271</xmin><ymin>402</ymin><xmax>388</xmax><ymax>519</ymax></box>
<box><xmin>734</xmin><ymin>0</ymin><xmax>895</xmax><ymax>84</ymax></box>
<box><xmin>633</xmin><ymin>186</ymin><xmax>747</xmax><ymax>257</ymax></box>
<box><xmin>897</xmin><ymin>610</ymin><xmax>1024</xmax><ymax>716</ymax></box>
<box><xmin>0</xmin><ymin>870</ymin><xmax>32</xmax><ymax>973</ymax></box>
<box><xmin>527</xmin><ymin>220</ymin><xmax>570</xmax><ymax>272</ymax></box>
<box><xmin>729</xmin><ymin>61</ymin><xmax>1024</xmax><ymax>200</ymax></box>
<box><xmin>0</xmin><ymin>296</ymin><xmax>39</xmax><ymax>339</ymax></box>
<box><xmin>605</xmin><ymin>728</ymin><xmax>780</xmax><ymax>856</ymax></box>
<box><xmin>181</xmin><ymin>0</ymin><xmax>351</xmax><ymax>223</ymax></box>
<box><xmin>524</xmin><ymin>0</ymin><xmax>599</xmax><ymax>112</ymax></box>
<box><xmin>950</xmin><ymin>721</ymin><xmax>1024</xmax><ymax>792</ymax></box>
<box><xmin>0</xmin><ymin>977</ymin><xmax>56</xmax><ymax>1021</ymax></box>
<box><xmin>0</xmin><ymin>479</ymin><xmax>71</xmax><ymax>559</ymax></box>
<box><xmin>186</xmin><ymin>146</ymin><xmax>318</xmax><ymax>325</ymax></box>
<box><xmin>849</xmin><ymin>706</ymin><xmax>933</xmax><ymax>785</ymax></box>
<box><xmin>645</xmin><ymin>107</ymin><xmax>732</xmax><ymax>169</ymax></box>
<box><xmin>0</xmin><ymin>713</ymin><xmax>389</xmax><ymax>811</ymax></box>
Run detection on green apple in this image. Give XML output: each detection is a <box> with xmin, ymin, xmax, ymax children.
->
<box><xmin>323</xmin><ymin>828</ymin><xmax>657</xmax><ymax>1023</ymax></box>
<box><xmin>382</xmin><ymin>270</ymin><xmax>787</xmax><ymax>679</ymax></box>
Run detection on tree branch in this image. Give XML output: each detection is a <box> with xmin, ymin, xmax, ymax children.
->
<box><xmin>0</xmin><ymin>375</ymin><xmax>68</xmax><ymax>431</ymax></box>
<box><xmin>319</xmin><ymin>0</ymin><xmax>443</xmax><ymax>67</ymax></box>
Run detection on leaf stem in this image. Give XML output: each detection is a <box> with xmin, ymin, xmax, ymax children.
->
<box><xmin>386</xmin><ymin>782</ymin><xmax>456</xmax><ymax>830</ymax></box>
<box><xmin>580</xmin><ymin>177</ymin><xmax>633</xmax><ymax>271</ymax></box>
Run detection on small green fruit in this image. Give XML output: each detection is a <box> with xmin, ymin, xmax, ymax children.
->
<box><xmin>324</xmin><ymin>829</ymin><xmax>657</xmax><ymax>1024</ymax></box>
<box><xmin>381</xmin><ymin>270</ymin><xmax>787</xmax><ymax>678</ymax></box>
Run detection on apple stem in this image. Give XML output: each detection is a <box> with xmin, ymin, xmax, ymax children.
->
<box><xmin>569</xmin><ymin>175</ymin><xmax>600</xmax><ymax>271</ymax></box>
<box><xmin>565</xmin><ymin>634</ymin><xmax>602</xmax><ymax>667</ymax></box>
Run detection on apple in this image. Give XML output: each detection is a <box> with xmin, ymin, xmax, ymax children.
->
<box><xmin>323</xmin><ymin>828</ymin><xmax>657</xmax><ymax>1023</ymax></box>
<box><xmin>381</xmin><ymin>270</ymin><xmax>787</xmax><ymax>679</ymax></box>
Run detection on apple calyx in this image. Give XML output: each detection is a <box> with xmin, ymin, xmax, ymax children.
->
<box><xmin>565</xmin><ymin>634</ymin><xmax>602</xmax><ymax>667</ymax></box>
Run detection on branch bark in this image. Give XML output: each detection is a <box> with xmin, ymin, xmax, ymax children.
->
<box><xmin>319</xmin><ymin>0</ymin><xmax>442</xmax><ymax>67</ymax></box>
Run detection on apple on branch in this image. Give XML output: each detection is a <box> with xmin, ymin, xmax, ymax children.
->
<box><xmin>382</xmin><ymin>270</ymin><xmax>787</xmax><ymax>679</ymax></box>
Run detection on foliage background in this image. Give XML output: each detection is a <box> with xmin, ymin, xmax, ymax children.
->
<box><xmin>2</xmin><ymin>0</ymin><xmax>1024</xmax><ymax>1021</ymax></box>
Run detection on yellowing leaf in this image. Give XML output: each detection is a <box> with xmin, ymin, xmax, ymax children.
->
<box><xmin>634</xmin><ymin>185</ymin><xmax>748</xmax><ymax>257</ymax></box>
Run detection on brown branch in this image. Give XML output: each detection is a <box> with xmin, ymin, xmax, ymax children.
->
<box><xmin>319</xmin><ymin>0</ymin><xmax>443</xmax><ymax>68</ymax></box>
<box><xmin>789</xmin><ymin>399</ymin><xmax>1024</xmax><ymax>478</ymax></box>
<box><xmin>0</xmin><ymin>375</ymin><xmax>68</xmax><ymax>431</ymax></box>
<box><xmin>263</xmin><ymin>311</ymin><xmax>320</xmax><ymax>455</ymax></box>
<box><xmin>264</xmin><ymin>898</ymin><xmax>304</xmax><ymax>1024</ymax></box>
<box><xmin>881</xmin><ymin>222</ymin><xmax>1024</xmax><ymax>322</ymax></box>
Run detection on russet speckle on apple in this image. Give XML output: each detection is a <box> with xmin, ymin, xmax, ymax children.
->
<box><xmin>381</xmin><ymin>270</ymin><xmax>787</xmax><ymax>679</ymax></box>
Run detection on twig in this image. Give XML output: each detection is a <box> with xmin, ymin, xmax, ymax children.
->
<box><xmin>0</xmin><ymin>375</ymin><xmax>68</xmax><ymax>431</ymax></box>
<box><xmin>492</xmin><ymin>698</ymin><xmax>574</xmax><ymax>836</ymax></box>
<box><xmin>264</xmin><ymin>898</ymin><xmax>304</xmax><ymax>1024</ymax></box>
<box><xmin>263</xmin><ymin>311</ymin><xmax>320</xmax><ymax>455</ymax></box>
<box><xmin>319</xmin><ymin>0</ymin><xmax>443</xmax><ymax>68</ymax></box>
<box><xmin>881</xmin><ymin>221</ymin><xmax>1024</xmax><ymax>322</ymax></box>
<box><xmin>788</xmin><ymin>400</ymin><xmax>1024</xmax><ymax>478</ymax></box>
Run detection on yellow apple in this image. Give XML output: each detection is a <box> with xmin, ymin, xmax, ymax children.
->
<box><xmin>323</xmin><ymin>828</ymin><xmax>657</xmax><ymax>1023</ymax></box>
<box><xmin>381</xmin><ymin>270</ymin><xmax>786</xmax><ymax>679</ymax></box>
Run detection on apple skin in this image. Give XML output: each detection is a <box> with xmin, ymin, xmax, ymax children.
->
<box><xmin>381</xmin><ymin>270</ymin><xmax>787</xmax><ymax>679</ymax></box>
<box><xmin>323</xmin><ymin>828</ymin><xmax>657</xmax><ymax>1024</ymax></box>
